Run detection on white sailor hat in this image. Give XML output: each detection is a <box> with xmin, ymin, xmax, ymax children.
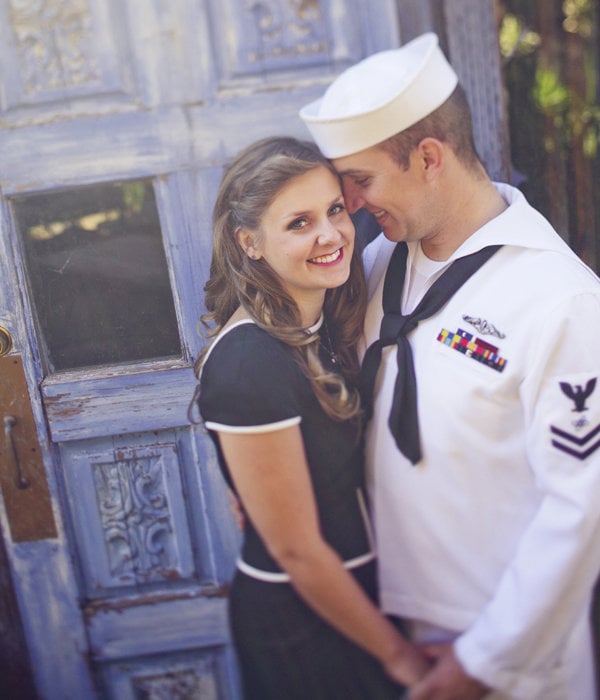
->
<box><xmin>299</xmin><ymin>33</ymin><xmax>458</xmax><ymax>159</ymax></box>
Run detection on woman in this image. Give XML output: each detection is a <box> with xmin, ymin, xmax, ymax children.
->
<box><xmin>192</xmin><ymin>137</ymin><xmax>428</xmax><ymax>698</ymax></box>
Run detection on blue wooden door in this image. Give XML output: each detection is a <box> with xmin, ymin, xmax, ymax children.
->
<box><xmin>0</xmin><ymin>1</ymin><xmax>400</xmax><ymax>697</ymax></box>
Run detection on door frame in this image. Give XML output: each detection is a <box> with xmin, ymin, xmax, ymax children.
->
<box><xmin>0</xmin><ymin>2</ymin><xmax>509</xmax><ymax>697</ymax></box>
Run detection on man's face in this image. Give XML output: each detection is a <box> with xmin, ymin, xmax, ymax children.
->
<box><xmin>332</xmin><ymin>144</ymin><xmax>429</xmax><ymax>243</ymax></box>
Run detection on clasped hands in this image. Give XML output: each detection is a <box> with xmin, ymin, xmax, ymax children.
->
<box><xmin>228</xmin><ymin>488</ymin><xmax>489</xmax><ymax>699</ymax></box>
<box><xmin>407</xmin><ymin>642</ymin><xmax>490</xmax><ymax>700</ymax></box>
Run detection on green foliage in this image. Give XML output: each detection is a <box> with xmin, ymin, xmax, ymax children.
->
<box><xmin>122</xmin><ymin>181</ymin><xmax>147</xmax><ymax>214</ymax></box>
<box><xmin>563</xmin><ymin>0</ymin><xmax>594</xmax><ymax>38</ymax></box>
<box><xmin>500</xmin><ymin>3</ymin><xmax>599</xmax><ymax>160</ymax></box>
<box><xmin>500</xmin><ymin>0</ymin><xmax>599</xmax><ymax>271</ymax></box>
<box><xmin>499</xmin><ymin>13</ymin><xmax>540</xmax><ymax>58</ymax></box>
<box><xmin>533</xmin><ymin>68</ymin><xmax>569</xmax><ymax>112</ymax></box>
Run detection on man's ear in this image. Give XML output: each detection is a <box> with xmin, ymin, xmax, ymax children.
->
<box><xmin>236</xmin><ymin>227</ymin><xmax>262</xmax><ymax>260</ymax></box>
<box><xmin>416</xmin><ymin>137</ymin><xmax>444</xmax><ymax>181</ymax></box>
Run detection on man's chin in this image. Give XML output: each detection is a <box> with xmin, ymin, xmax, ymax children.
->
<box><xmin>382</xmin><ymin>227</ymin><xmax>405</xmax><ymax>242</ymax></box>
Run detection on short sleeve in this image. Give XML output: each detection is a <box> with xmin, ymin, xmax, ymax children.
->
<box><xmin>198</xmin><ymin>324</ymin><xmax>303</xmax><ymax>434</ymax></box>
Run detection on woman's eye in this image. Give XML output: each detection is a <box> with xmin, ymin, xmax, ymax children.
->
<box><xmin>288</xmin><ymin>217</ymin><xmax>308</xmax><ymax>230</ymax></box>
<box><xmin>329</xmin><ymin>203</ymin><xmax>345</xmax><ymax>216</ymax></box>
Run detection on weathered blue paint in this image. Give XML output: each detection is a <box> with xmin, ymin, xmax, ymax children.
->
<box><xmin>88</xmin><ymin>596</ymin><xmax>231</xmax><ymax>659</ymax></box>
<box><xmin>0</xmin><ymin>1</ymin><xmax>442</xmax><ymax>697</ymax></box>
<box><xmin>42</xmin><ymin>364</ymin><xmax>198</xmax><ymax>441</ymax></box>
<box><xmin>10</xmin><ymin>542</ymin><xmax>98</xmax><ymax>698</ymax></box>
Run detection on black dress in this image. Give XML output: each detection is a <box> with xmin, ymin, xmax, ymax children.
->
<box><xmin>198</xmin><ymin>320</ymin><xmax>404</xmax><ymax>700</ymax></box>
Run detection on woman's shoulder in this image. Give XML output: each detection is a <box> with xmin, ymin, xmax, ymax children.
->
<box><xmin>200</xmin><ymin>320</ymin><xmax>304</xmax><ymax>403</ymax></box>
<box><xmin>202</xmin><ymin>320</ymin><xmax>291</xmax><ymax>375</ymax></box>
<box><xmin>198</xmin><ymin>321</ymin><xmax>306</xmax><ymax>428</ymax></box>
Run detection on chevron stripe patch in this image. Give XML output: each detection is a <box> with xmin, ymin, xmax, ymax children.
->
<box><xmin>550</xmin><ymin>423</ymin><xmax>600</xmax><ymax>460</ymax></box>
<box><xmin>550</xmin><ymin>376</ymin><xmax>599</xmax><ymax>461</ymax></box>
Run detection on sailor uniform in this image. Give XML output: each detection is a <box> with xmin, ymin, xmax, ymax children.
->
<box><xmin>363</xmin><ymin>183</ymin><xmax>600</xmax><ymax>700</ymax></box>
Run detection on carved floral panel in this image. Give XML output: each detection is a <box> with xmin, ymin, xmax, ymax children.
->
<box><xmin>62</xmin><ymin>438</ymin><xmax>196</xmax><ymax>594</ymax></box>
<box><xmin>211</xmin><ymin>0</ymin><xmax>337</xmax><ymax>82</ymax></box>
<box><xmin>9</xmin><ymin>0</ymin><xmax>101</xmax><ymax>95</ymax></box>
<box><xmin>209</xmin><ymin>0</ymin><xmax>389</xmax><ymax>87</ymax></box>
<box><xmin>243</xmin><ymin>0</ymin><xmax>328</xmax><ymax>65</ymax></box>
<box><xmin>99</xmin><ymin>651</ymin><xmax>227</xmax><ymax>700</ymax></box>
<box><xmin>2</xmin><ymin>0</ymin><xmax>127</xmax><ymax>110</ymax></box>
<box><xmin>132</xmin><ymin>666</ymin><xmax>218</xmax><ymax>700</ymax></box>
<box><xmin>92</xmin><ymin>454</ymin><xmax>177</xmax><ymax>582</ymax></box>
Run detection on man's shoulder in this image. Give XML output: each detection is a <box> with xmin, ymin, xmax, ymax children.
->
<box><xmin>496</xmin><ymin>244</ymin><xmax>599</xmax><ymax>297</ymax></box>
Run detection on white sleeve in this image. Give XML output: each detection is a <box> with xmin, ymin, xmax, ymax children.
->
<box><xmin>455</xmin><ymin>290</ymin><xmax>600</xmax><ymax>699</ymax></box>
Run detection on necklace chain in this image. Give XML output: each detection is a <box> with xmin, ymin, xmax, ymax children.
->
<box><xmin>321</xmin><ymin>319</ymin><xmax>339</xmax><ymax>365</ymax></box>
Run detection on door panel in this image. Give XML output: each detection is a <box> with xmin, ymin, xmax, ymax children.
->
<box><xmin>41</xmin><ymin>365</ymin><xmax>195</xmax><ymax>441</ymax></box>
<box><xmin>0</xmin><ymin>0</ymin><xmax>131</xmax><ymax>119</ymax></box>
<box><xmin>97</xmin><ymin>644</ymin><xmax>232</xmax><ymax>700</ymax></box>
<box><xmin>0</xmin><ymin>1</ymin><xmax>402</xmax><ymax>697</ymax></box>
<box><xmin>60</xmin><ymin>434</ymin><xmax>197</xmax><ymax>593</ymax></box>
<box><xmin>0</xmin><ymin>109</ymin><xmax>191</xmax><ymax>192</ymax></box>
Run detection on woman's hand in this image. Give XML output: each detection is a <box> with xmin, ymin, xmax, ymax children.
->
<box><xmin>407</xmin><ymin>644</ymin><xmax>490</xmax><ymax>700</ymax></box>
<box><xmin>382</xmin><ymin>643</ymin><xmax>431</xmax><ymax>688</ymax></box>
<box><xmin>218</xmin><ymin>424</ymin><xmax>433</xmax><ymax>687</ymax></box>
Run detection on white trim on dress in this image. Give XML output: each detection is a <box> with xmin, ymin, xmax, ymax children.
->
<box><xmin>204</xmin><ymin>416</ymin><xmax>301</xmax><ymax>434</ymax></box>
<box><xmin>236</xmin><ymin>550</ymin><xmax>376</xmax><ymax>583</ymax></box>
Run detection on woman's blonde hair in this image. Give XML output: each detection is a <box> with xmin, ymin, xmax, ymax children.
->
<box><xmin>195</xmin><ymin>136</ymin><xmax>366</xmax><ymax>421</ymax></box>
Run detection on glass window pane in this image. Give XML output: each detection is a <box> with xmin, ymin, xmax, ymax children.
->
<box><xmin>12</xmin><ymin>180</ymin><xmax>181</xmax><ymax>372</ymax></box>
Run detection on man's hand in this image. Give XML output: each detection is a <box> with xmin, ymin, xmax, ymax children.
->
<box><xmin>408</xmin><ymin>643</ymin><xmax>490</xmax><ymax>700</ymax></box>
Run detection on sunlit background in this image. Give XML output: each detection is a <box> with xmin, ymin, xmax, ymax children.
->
<box><xmin>498</xmin><ymin>0</ymin><xmax>599</xmax><ymax>271</ymax></box>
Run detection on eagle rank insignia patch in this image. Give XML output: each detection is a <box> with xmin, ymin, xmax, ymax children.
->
<box><xmin>550</xmin><ymin>377</ymin><xmax>600</xmax><ymax>460</ymax></box>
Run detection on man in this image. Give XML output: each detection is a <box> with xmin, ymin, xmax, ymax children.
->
<box><xmin>300</xmin><ymin>32</ymin><xmax>600</xmax><ymax>700</ymax></box>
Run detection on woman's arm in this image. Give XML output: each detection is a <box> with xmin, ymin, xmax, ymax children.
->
<box><xmin>218</xmin><ymin>424</ymin><xmax>429</xmax><ymax>687</ymax></box>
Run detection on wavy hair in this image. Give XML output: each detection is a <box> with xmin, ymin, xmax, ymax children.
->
<box><xmin>194</xmin><ymin>136</ymin><xmax>366</xmax><ymax>421</ymax></box>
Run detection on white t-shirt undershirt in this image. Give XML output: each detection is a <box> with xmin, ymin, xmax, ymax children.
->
<box><xmin>402</xmin><ymin>242</ymin><xmax>450</xmax><ymax>314</ymax></box>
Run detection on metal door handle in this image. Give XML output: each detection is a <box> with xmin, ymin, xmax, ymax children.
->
<box><xmin>0</xmin><ymin>326</ymin><xmax>12</xmax><ymax>357</ymax></box>
<box><xmin>4</xmin><ymin>416</ymin><xmax>30</xmax><ymax>490</ymax></box>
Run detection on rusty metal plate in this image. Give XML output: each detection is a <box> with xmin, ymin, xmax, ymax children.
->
<box><xmin>0</xmin><ymin>355</ymin><xmax>57</xmax><ymax>542</ymax></box>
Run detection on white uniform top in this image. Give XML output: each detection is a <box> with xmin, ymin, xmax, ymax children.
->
<box><xmin>362</xmin><ymin>183</ymin><xmax>600</xmax><ymax>700</ymax></box>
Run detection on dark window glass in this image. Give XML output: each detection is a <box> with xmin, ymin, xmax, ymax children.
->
<box><xmin>12</xmin><ymin>180</ymin><xmax>181</xmax><ymax>371</ymax></box>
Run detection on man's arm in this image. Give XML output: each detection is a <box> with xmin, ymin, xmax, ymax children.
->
<box><xmin>450</xmin><ymin>292</ymin><xmax>600</xmax><ymax>699</ymax></box>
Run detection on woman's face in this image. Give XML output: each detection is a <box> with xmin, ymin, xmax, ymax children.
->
<box><xmin>249</xmin><ymin>165</ymin><xmax>355</xmax><ymax>317</ymax></box>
